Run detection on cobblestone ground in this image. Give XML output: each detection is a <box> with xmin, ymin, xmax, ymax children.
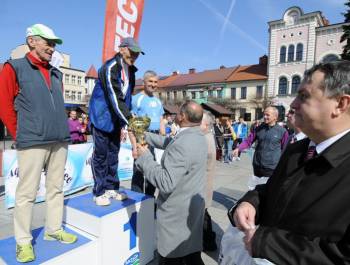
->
<box><xmin>0</xmin><ymin>141</ymin><xmax>253</xmax><ymax>265</ymax></box>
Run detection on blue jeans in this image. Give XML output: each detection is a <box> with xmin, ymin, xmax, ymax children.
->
<box><xmin>224</xmin><ymin>139</ymin><xmax>233</xmax><ymax>162</ymax></box>
<box><xmin>91</xmin><ymin>126</ymin><xmax>121</xmax><ymax>196</ymax></box>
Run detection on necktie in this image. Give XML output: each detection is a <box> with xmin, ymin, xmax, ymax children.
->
<box><xmin>305</xmin><ymin>145</ymin><xmax>317</xmax><ymax>161</ymax></box>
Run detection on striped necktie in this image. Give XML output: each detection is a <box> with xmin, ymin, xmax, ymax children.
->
<box><xmin>305</xmin><ymin>145</ymin><xmax>317</xmax><ymax>161</ymax></box>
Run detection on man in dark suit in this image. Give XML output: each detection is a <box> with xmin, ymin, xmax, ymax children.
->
<box><xmin>230</xmin><ymin>61</ymin><xmax>350</xmax><ymax>264</ymax></box>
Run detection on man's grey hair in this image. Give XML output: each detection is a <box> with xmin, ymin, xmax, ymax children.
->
<box><xmin>202</xmin><ymin>111</ymin><xmax>215</xmax><ymax>130</ymax></box>
<box><xmin>265</xmin><ymin>105</ymin><xmax>279</xmax><ymax>117</ymax></box>
<box><xmin>180</xmin><ymin>100</ymin><xmax>203</xmax><ymax>123</ymax></box>
<box><xmin>143</xmin><ymin>70</ymin><xmax>158</xmax><ymax>81</ymax></box>
<box><xmin>303</xmin><ymin>60</ymin><xmax>350</xmax><ymax>98</ymax></box>
<box><xmin>26</xmin><ymin>35</ymin><xmax>41</xmax><ymax>50</ymax></box>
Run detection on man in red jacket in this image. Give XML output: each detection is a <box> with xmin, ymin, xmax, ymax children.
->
<box><xmin>0</xmin><ymin>24</ymin><xmax>77</xmax><ymax>263</ymax></box>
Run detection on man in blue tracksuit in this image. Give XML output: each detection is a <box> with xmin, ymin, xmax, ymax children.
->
<box><xmin>89</xmin><ymin>37</ymin><xmax>144</xmax><ymax>206</ymax></box>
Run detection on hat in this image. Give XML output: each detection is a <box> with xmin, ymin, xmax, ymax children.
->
<box><xmin>26</xmin><ymin>24</ymin><xmax>63</xmax><ymax>45</ymax></box>
<box><xmin>119</xmin><ymin>37</ymin><xmax>144</xmax><ymax>55</ymax></box>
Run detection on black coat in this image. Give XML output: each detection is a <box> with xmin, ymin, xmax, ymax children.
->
<box><xmin>239</xmin><ymin>132</ymin><xmax>350</xmax><ymax>264</ymax></box>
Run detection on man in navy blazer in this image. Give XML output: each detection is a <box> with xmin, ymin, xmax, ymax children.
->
<box><xmin>230</xmin><ymin>61</ymin><xmax>350</xmax><ymax>264</ymax></box>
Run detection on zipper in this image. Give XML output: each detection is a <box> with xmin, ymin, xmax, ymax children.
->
<box><xmin>38</xmin><ymin>68</ymin><xmax>56</xmax><ymax>110</ymax></box>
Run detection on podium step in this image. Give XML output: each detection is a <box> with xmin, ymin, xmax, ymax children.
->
<box><xmin>0</xmin><ymin>227</ymin><xmax>98</xmax><ymax>265</ymax></box>
<box><xmin>63</xmin><ymin>189</ymin><xmax>155</xmax><ymax>265</ymax></box>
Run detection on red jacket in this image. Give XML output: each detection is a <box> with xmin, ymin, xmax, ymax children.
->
<box><xmin>0</xmin><ymin>53</ymin><xmax>51</xmax><ymax>139</ymax></box>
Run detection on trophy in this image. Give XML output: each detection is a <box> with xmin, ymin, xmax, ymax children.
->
<box><xmin>128</xmin><ymin>116</ymin><xmax>151</xmax><ymax>145</ymax></box>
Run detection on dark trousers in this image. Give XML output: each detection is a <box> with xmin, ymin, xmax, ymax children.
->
<box><xmin>91</xmin><ymin>126</ymin><xmax>121</xmax><ymax>196</ymax></box>
<box><xmin>131</xmin><ymin>145</ymin><xmax>156</xmax><ymax>196</ymax></box>
<box><xmin>131</xmin><ymin>164</ymin><xmax>156</xmax><ymax>196</ymax></box>
<box><xmin>233</xmin><ymin>138</ymin><xmax>243</xmax><ymax>157</ymax></box>
<box><xmin>158</xmin><ymin>252</ymin><xmax>204</xmax><ymax>265</ymax></box>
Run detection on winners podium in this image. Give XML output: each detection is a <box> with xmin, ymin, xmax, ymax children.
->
<box><xmin>0</xmin><ymin>190</ymin><xmax>155</xmax><ymax>265</ymax></box>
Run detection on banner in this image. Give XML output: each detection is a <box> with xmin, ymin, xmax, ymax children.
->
<box><xmin>102</xmin><ymin>0</ymin><xmax>145</xmax><ymax>62</ymax></box>
<box><xmin>3</xmin><ymin>142</ymin><xmax>134</xmax><ymax>209</ymax></box>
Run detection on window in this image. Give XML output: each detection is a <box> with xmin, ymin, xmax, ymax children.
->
<box><xmin>71</xmin><ymin>75</ymin><xmax>76</xmax><ymax>84</ymax></box>
<box><xmin>173</xmin><ymin>91</ymin><xmax>177</xmax><ymax>100</ymax></box>
<box><xmin>217</xmin><ymin>89</ymin><xmax>223</xmax><ymax>98</ymax></box>
<box><xmin>322</xmin><ymin>54</ymin><xmax>339</xmax><ymax>63</ymax></box>
<box><xmin>191</xmin><ymin>92</ymin><xmax>196</xmax><ymax>99</ymax></box>
<box><xmin>291</xmin><ymin>76</ymin><xmax>301</xmax><ymax>94</ymax></box>
<box><xmin>166</xmin><ymin>92</ymin><xmax>170</xmax><ymax>100</ymax></box>
<box><xmin>77</xmin><ymin>76</ymin><xmax>82</xmax><ymax>85</ymax></box>
<box><xmin>65</xmin><ymin>74</ymin><xmax>69</xmax><ymax>84</ymax></box>
<box><xmin>280</xmin><ymin>46</ymin><xmax>286</xmax><ymax>63</ymax></box>
<box><xmin>77</xmin><ymin>92</ymin><xmax>82</xmax><ymax>101</ymax></box>
<box><xmin>240</xmin><ymin>87</ymin><xmax>247</xmax><ymax>99</ymax></box>
<box><xmin>296</xmin><ymin>43</ymin><xmax>303</xmax><ymax>61</ymax></box>
<box><xmin>64</xmin><ymin>90</ymin><xmax>70</xmax><ymax>100</ymax></box>
<box><xmin>278</xmin><ymin>77</ymin><xmax>288</xmax><ymax>95</ymax></box>
<box><xmin>256</xmin><ymin>85</ymin><xmax>263</xmax><ymax>99</ymax></box>
<box><xmin>199</xmin><ymin>91</ymin><xmax>204</xmax><ymax>98</ymax></box>
<box><xmin>239</xmin><ymin>108</ymin><xmax>246</xmax><ymax>118</ymax></box>
<box><xmin>231</xmin><ymin>87</ymin><xmax>236</xmax><ymax>99</ymax></box>
<box><xmin>71</xmin><ymin>91</ymin><xmax>76</xmax><ymax>101</ymax></box>
<box><xmin>208</xmin><ymin>90</ymin><xmax>213</xmax><ymax>97</ymax></box>
<box><xmin>158</xmin><ymin>92</ymin><xmax>162</xmax><ymax>99</ymax></box>
<box><xmin>182</xmin><ymin>91</ymin><xmax>187</xmax><ymax>99</ymax></box>
<box><xmin>288</xmin><ymin>45</ymin><xmax>295</xmax><ymax>62</ymax></box>
<box><xmin>255</xmin><ymin>108</ymin><xmax>263</xmax><ymax>120</ymax></box>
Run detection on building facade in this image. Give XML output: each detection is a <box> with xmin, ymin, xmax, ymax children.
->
<box><xmin>267</xmin><ymin>6</ymin><xmax>345</xmax><ymax>110</ymax></box>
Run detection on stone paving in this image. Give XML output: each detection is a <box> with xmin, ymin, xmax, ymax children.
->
<box><xmin>0</xmin><ymin>144</ymin><xmax>253</xmax><ymax>264</ymax></box>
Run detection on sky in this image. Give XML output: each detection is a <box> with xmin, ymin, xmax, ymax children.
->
<box><xmin>0</xmin><ymin>0</ymin><xmax>347</xmax><ymax>78</ymax></box>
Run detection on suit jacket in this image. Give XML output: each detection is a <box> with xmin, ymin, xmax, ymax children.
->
<box><xmin>135</xmin><ymin>127</ymin><xmax>207</xmax><ymax>258</ymax></box>
<box><xmin>238</xmin><ymin>131</ymin><xmax>350</xmax><ymax>264</ymax></box>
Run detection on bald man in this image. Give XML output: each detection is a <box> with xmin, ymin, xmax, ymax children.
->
<box><xmin>232</xmin><ymin>106</ymin><xmax>289</xmax><ymax>186</ymax></box>
<box><xmin>135</xmin><ymin>100</ymin><xmax>207</xmax><ymax>264</ymax></box>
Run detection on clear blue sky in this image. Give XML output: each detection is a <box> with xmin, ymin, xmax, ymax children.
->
<box><xmin>0</xmin><ymin>0</ymin><xmax>346</xmax><ymax>78</ymax></box>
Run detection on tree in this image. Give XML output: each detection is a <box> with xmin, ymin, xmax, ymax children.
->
<box><xmin>341</xmin><ymin>0</ymin><xmax>350</xmax><ymax>60</ymax></box>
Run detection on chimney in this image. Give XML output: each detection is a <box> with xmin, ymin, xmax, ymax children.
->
<box><xmin>219</xmin><ymin>65</ymin><xmax>226</xmax><ymax>69</ymax></box>
<box><xmin>189</xmin><ymin>68</ymin><xmax>196</xmax><ymax>74</ymax></box>
<box><xmin>259</xmin><ymin>55</ymin><xmax>268</xmax><ymax>65</ymax></box>
<box><xmin>172</xmin><ymin>70</ymin><xmax>179</xmax><ymax>76</ymax></box>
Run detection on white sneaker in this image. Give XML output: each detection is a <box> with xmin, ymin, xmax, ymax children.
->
<box><xmin>93</xmin><ymin>194</ymin><xmax>111</xmax><ymax>206</ymax></box>
<box><xmin>105</xmin><ymin>190</ymin><xmax>128</xmax><ymax>201</ymax></box>
<box><xmin>236</xmin><ymin>157</ymin><xmax>241</xmax><ymax>161</ymax></box>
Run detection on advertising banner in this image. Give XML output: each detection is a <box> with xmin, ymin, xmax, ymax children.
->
<box><xmin>3</xmin><ymin>142</ymin><xmax>134</xmax><ymax>208</ymax></box>
<box><xmin>102</xmin><ymin>0</ymin><xmax>145</xmax><ymax>62</ymax></box>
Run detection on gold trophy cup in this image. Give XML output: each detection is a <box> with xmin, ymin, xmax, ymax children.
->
<box><xmin>128</xmin><ymin>116</ymin><xmax>151</xmax><ymax>145</ymax></box>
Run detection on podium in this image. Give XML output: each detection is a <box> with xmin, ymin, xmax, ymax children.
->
<box><xmin>0</xmin><ymin>189</ymin><xmax>155</xmax><ymax>265</ymax></box>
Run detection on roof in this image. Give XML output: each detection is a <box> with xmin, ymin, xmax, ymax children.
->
<box><xmin>226</xmin><ymin>64</ymin><xmax>267</xmax><ymax>82</ymax></box>
<box><xmin>163</xmin><ymin>104</ymin><xmax>180</xmax><ymax>114</ymax></box>
<box><xmin>165</xmin><ymin>66</ymin><xmax>239</xmax><ymax>87</ymax></box>
<box><xmin>201</xmin><ymin>103</ymin><xmax>233</xmax><ymax>116</ymax></box>
<box><xmin>86</xmin><ymin>65</ymin><xmax>98</xmax><ymax>79</ymax></box>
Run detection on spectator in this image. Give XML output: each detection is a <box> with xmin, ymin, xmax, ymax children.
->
<box><xmin>130</xmin><ymin>70</ymin><xmax>165</xmax><ymax>196</ymax></box>
<box><xmin>232</xmin><ymin>106</ymin><xmax>289</xmax><ymax>188</ymax></box>
<box><xmin>67</xmin><ymin>110</ymin><xmax>84</xmax><ymax>144</ymax></box>
<box><xmin>233</xmin><ymin>116</ymin><xmax>248</xmax><ymax>161</ymax></box>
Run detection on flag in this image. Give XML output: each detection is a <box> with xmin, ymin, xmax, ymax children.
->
<box><xmin>102</xmin><ymin>0</ymin><xmax>144</xmax><ymax>62</ymax></box>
